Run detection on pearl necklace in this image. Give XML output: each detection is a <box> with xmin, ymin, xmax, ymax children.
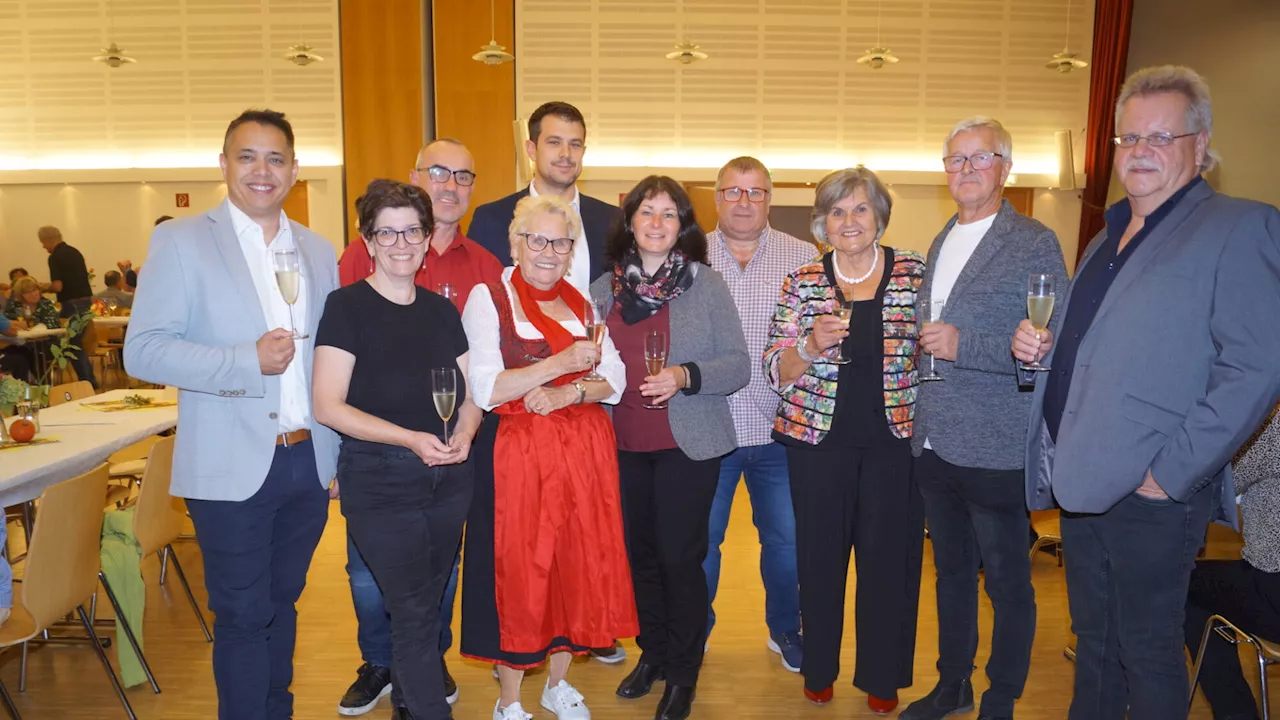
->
<box><xmin>833</xmin><ymin>246</ymin><xmax>879</xmax><ymax>285</ymax></box>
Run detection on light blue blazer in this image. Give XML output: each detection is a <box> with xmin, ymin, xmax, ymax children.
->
<box><xmin>123</xmin><ymin>201</ymin><xmax>340</xmax><ymax>502</ymax></box>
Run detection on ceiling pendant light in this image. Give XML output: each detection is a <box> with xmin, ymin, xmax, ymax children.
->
<box><xmin>93</xmin><ymin>0</ymin><xmax>136</xmax><ymax>67</ymax></box>
<box><xmin>857</xmin><ymin>0</ymin><xmax>898</xmax><ymax>70</ymax></box>
<box><xmin>665</xmin><ymin>42</ymin><xmax>708</xmax><ymax>65</ymax></box>
<box><xmin>284</xmin><ymin>40</ymin><xmax>324</xmax><ymax>66</ymax></box>
<box><xmin>472</xmin><ymin>0</ymin><xmax>514</xmax><ymax>66</ymax></box>
<box><xmin>1046</xmin><ymin>0</ymin><xmax>1089</xmax><ymax>73</ymax></box>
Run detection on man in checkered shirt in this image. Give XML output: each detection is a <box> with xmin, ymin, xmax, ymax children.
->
<box><xmin>703</xmin><ymin>156</ymin><xmax>818</xmax><ymax>673</ymax></box>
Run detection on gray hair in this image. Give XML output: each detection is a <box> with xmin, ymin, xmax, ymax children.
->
<box><xmin>507</xmin><ymin>194</ymin><xmax>582</xmax><ymax>262</ymax></box>
<box><xmin>943</xmin><ymin>116</ymin><xmax>1013</xmax><ymax>162</ymax></box>
<box><xmin>809</xmin><ymin>166</ymin><xmax>893</xmax><ymax>244</ymax></box>
<box><xmin>36</xmin><ymin>226</ymin><xmax>62</xmax><ymax>243</ymax></box>
<box><xmin>715</xmin><ymin>156</ymin><xmax>774</xmax><ymax>193</ymax></box>
<box><xmin>1115</xmin><ymin>65</ymin><xmax>1219</xmax><ymax>172</ymax></box>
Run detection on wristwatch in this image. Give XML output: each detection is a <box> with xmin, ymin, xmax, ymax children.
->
<box><xmin>572</xmin><ymin>380</ymin><xmax>587</xmax><ymax>404</ymax></box>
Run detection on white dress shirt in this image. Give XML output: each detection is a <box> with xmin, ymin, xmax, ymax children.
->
<box><xmin>528</xmin><ymin>182</ymin><xmax>590</xmax><ymax>295</ymax></box>
<box><xmin>227</xmin><ymin>199</ymin><xmax>310</xmax><ymax>434</ymax></box>
<box><xmin>461</xmin><ymin>267</ymin><xmax>624</xmax><ymax>411</ymax></box>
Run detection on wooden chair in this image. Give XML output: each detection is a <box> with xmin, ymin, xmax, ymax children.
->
<box><xmin>1190</xmin><ymin>614</ymin><xmax>1280</xmax><ymax>719</ymax></box>
<box><xmin>105</xmin><ymin>436</ymin><xmax>163</xmax><ymax>508</ymax></box>
<box><xmin>132</xmin><ymin>436</ymin><xmax>211</xmax><ymax>642</ymax></box>
<box><xmin>0</xmin><ymin>464</ymin><xmax>156</xmax><ymax>719</ymax></box>
<box><xmin>80</xmin><ymin>321</ymin><xmax>119</xmax><ymax>387</ymax></box>
<box><xmin>46</xmin><ymin>381</ymin><xmax>94</xmax><ymax>407</ymax></box>
<box><xmin>1029</xmin><ymin>509</ymin><xmax>1063</xmax><ymax>566</ymax></box>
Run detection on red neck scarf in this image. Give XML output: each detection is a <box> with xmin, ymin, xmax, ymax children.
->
<box><xmin>509</xmin><ymin>271</ymin><xmax>588</xmax><ymax>353</ymax></box>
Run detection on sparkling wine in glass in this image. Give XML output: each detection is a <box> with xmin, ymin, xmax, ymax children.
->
<box><xmin>1020</xmin><ymin>273</ymin><xmax>1056</xmax><ymax>372</ymax></box>
<box><xmin>432</xmin><ymin>367</ymin><xmax>457</xmax><ymax>445</ymax></box>
<box><xmin>436</xmin><ymin>282</ymin><xmax>458</xmax><ymax>308</ymax></box>
<box><xmin>583</xmin><ymin>298</ymin><xmax>609</xmax><ymax>381</ymax></box>
<box><xmin>919</xmin><ymin>297</ymin><xmax>946</xmax><ymax>382</ymax></box>
<box><xmin>106</xmin><ymin>298</ymin><xmax>119</xmax><ymax>316</ymax></box>
<box><xmin>644</xmin><ymin>329</ymin><xmax>670</xmax><ymax>410</ymax></box>
<box><xmin>831</xmin><ymin>298</ymin><xmax>853</xmax><ymax>365</ymax></box>
<box><xmin>271</xmin><ymin>248</ymin><xmax>308</xmax><ymax>339</ymax></box>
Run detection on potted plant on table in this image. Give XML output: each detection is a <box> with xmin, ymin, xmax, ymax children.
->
<box><xmin>25</xmin><ymin>310</ymin><xmax>93</xmax><ymax>407</ymax></box>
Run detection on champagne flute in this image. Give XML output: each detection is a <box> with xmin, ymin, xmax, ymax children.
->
<box><xmin>831</xmin><ymin>297</ymin><xmax>853</xmax><ymax>365</ymax></box>
<box><xmin>919</xmin><ymin>297</ymin><xmax>946</xmax><ymax>382</ymax></box>
<box><xmin>271</xmin><ymin>248</ymin><xmax>308</xmax><ymax>339</ymax></box>
<box><xmin>106</xmin><ymin>298</ymin><xmax>119</xmax><ymax>316</ymax></box>
<box><xmin>1020</xmin><ymin>273</ymin><xmax>1055</xmax><ymax>371</ymax></box>
<box><xmin>432</xmin><ymin>367</ymin><xmax>457</xmax><ymax>446</ymax></box>
<box><xmin>583</xmin><ymin>298</ymin><xmax>609</xmax><ymax>381</ymax></box>
<box><xmin>436</xmin><ymin>282</ymin><xmax>458</xmax><ymax>307</ymax></box>
<box><xmin>644</xmin><ymin>329</ymin><xmax>670</xmax><ymax>410</ymax></box>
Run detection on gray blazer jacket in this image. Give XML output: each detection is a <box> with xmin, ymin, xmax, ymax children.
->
<box><xmin>591</xmin><ymin>263</ymin><xmax>750</xmax><ymax>461</ymax></box>
<box><xmin>1025</xmin><ymin>181</ymin><xmax>1280</xmax><ymax>521</ymax></box>
<box><xmin>124</xmin><ymin>201</ymin><xmax>341</xmax><ymax>502</ymax></box>
<box><xmin>911</xmin><ymin>200</ymin><xmax>1067</xmax><ymax>470</ymax></box>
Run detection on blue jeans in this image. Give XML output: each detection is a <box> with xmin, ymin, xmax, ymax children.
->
<box><xmin>0</xmin><ymin>518</ymin><xmax>11</xmax><ymax>609</ymax></box>
<box><xmin>347</xmin><ymin>528</ymin><xmax>461</xmax><ymax>668</ymax></box>
<box><xmin>703</xmin><ymin>442</ymin><xmax>801</xmax><ymax>637</ymax></box>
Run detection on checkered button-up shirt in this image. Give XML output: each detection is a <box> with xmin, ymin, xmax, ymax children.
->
<box><xmin>707</xmin><ymin>226</ymin><xmax>819</xmax><ymax>446</ymax></box>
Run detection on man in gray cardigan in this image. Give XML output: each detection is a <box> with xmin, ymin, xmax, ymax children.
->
<box><xmin>901</xmin><ymin>117</ymin><xmax>1067</xmax><ymax>720</ymax></box>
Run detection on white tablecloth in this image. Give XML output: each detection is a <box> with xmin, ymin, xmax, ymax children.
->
<box><xmin>0</xmin><ymin>389</ymin><xmax>177</xmax><ymax>507</ymax></box>
<box><xmin>92</xmin><ymin>317</ymin><xmax>130</xmax><ymax>329</ymax></box>
<box><xmin>5</xmin><ymin>327</ymin><xmax>67</xmax><ymax>346</ymax></box>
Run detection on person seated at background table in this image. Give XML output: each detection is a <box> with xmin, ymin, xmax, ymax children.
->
<box><xmin>4</xmin><ymin>277</ymin><xmax>59</xmax><ymax>329</ymax></box>
<box><xmin>590</xmin><ymin>175</ymin><xmax>749</xmax><ymax>720</ymax></box>
<box><xmin>1184</xmin><ymin>402</ymin><xmax>1280</xmax><ymax>720</ymax></box>
<box><xmin>460</xmin><ymin>193</ymin><xmax>638</xmax><ymax>720</ymax></box>
<box><xmin>93</xmin><ymin>271</ymin><xmax>134</xmax><ymax>310</ymax></box>
<box><xmin>764</xmin><ymin>166</ymin><xmax>927</xmax><ymax>715</ymax></box>
<box><xmin>0</xmin><ymin>314</ymin><xmax>32</xmax><ymax>382</ymax></box>
<box><xmin>1</xmin><ymin>268</ymin><xmax>28</xmax><ymax>301</ymax></box>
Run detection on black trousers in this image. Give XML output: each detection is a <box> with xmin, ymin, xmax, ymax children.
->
<box><xmin>340</xmin><ymin>440</ymin><xmax>472</xmax><ymax>720</ymax></box>
<box><xmin>916</xmin><ymin>450</ymin><xmax>1036</xmax><ymax>717</ymax></box>
<box><xmin>617</xmin><ymin>447</ymin><xmax>721</xmax><ymax>687</ymax></box>
<box><xmin>60</xmin><ymin>298</ymin><xmax>96</xmax><ymax>389</ymax></box>
<box><xmin>787</xmin><ymin>437</ymin><xmax>924</xmax><ymax>698</ymax></box>
<box><xmin>1185</xmin><ymin>558</ymin><xmax>1280</xmax><ymax>720</ymax></box>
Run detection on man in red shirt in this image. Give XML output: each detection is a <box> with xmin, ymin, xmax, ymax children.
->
<box><xmin>338</xmin><ymin>138</ymin><xmax>502</xmax><ymax>311</ymax></box>
<box><xmin>335</xmin><ymin>138</ymin><xmax>501</xmax><ymax>718</ymax></box>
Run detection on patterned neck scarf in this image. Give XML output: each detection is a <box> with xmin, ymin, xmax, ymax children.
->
<box><xmin>610</xmin><ymin>246</ymin><xmax>695</xmax><ymax>325</ymax></box>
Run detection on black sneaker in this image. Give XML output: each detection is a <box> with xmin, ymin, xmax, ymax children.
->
<box><xmin>898</xmin><ymin>678</ymin><xmax>975</xmax><ymax>720</ymax></box>
<box><xmin>338</xmin><ymin>662</ymin><xmax>393</xmax><ymax>716</ymax></box>
<box><xmin>443</xmin><ymin>657</ymin><xmax>459</xmax><ymax>705</ymax></box>
<box><xmin>589</xmin><ymin>641</ymin><xmax>627</xmax><ymax>664</ymax></box>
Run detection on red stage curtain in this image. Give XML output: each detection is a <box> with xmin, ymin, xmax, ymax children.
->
<box><xmin>1077</xmin><ymin>0</ymin><xmax>1135</xmax><ymax>263</ymax></box>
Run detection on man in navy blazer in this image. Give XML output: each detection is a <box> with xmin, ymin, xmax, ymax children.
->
<box><xmin>125</xmin><ymin>110</ymin><xmax>340</xmax><ymax>720</ymax></box>
<box><xmin>1014</xmin><ymin>67</ymin><xmax>1280</xmax><ymax>720</ymax></box>
<box><xmin>468</xmin><ymin>101</ymin><xmax>620</xmax><ymax>295</ymax></box>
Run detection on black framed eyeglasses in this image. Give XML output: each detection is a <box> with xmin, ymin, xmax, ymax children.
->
<box><xmin>1113</xmin><ymin>132</ymin><xmax>1197</xmax><ymax>148</ymax></box>
<box><xmin>370</xmin><ymin>226</ymin><xmax>428</xmax><ymax>246</ymax></box>
<box><xmin>720</xmin><ymin>186</ymin><xmax>769</xmax><ymax>203</ymax></box>
<box><xmin>520</xmin><ymin>232</ymin><xmax>574</xmax><ymax>255</ymax></box>
<box><xmin>416</xmin><ymin>164</ymin><xmax>476</xmax><ymax>187</ymax></box>
<box><xmin>942</xmin><ymin>151</ymin><xmax>1004</xmax><ymax>173</ymax></box>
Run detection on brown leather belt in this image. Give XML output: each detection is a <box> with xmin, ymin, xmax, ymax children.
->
<box><xmin>277</xmin><ymin>429</ymin><xmax>311</xmax><ymax>447</ymax></box>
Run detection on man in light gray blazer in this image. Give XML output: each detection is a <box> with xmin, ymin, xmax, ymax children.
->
<box><xmin>902</xmin><ymin>117</ymin><xmax>1067</xmax><ymax>720</ymax></box>
<box><xmin>124</xmin><ymin>109</ymin><xmax>339</xmax><ymax>720</ymax></box>
<box><xmin>1014</xmin><ymin>66</ymin><xmax>1280</xmax><ymax>720</ymax></box>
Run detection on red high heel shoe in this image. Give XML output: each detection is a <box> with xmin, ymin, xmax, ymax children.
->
<box><xmin>804</xmin><ymin>686</ymin><xmax>833</xmax><ymax>705</ymax></box>
<box><xmin>867</xmin><ymin>693</ymin><xmax>899</xmax><ymax>715</ymax></box>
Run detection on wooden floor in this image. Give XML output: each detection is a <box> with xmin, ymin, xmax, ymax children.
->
<box><xmin>0</xmin><ymin>492</ymin><xmax>1267</xmax><ymax>719</ymax></box>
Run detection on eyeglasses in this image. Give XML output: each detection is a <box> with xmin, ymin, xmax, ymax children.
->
<box><xmin>520</xmin><ymin>232</ymin><xmax>574</xmax><ymax>255</ymax></box>
<box><xmin>416</xmin><ymin>164</ymin><xmax>477</xmax><ymax>187</ymax></box>
<box><xmin>719</xmin><ymin>187</ymin><xmax>769</xmax><ymax>203</ymax></box>
<box><xmin>1113</xmin><ymin>132</ymin><xmax>1197</xmax><ymax>148</ymax></box>
<box><xmin>942</xmin><ymin>151</ymin><xmax>1004</xmax><ymax>173</ymax></box>
<box><xmin>370</xmin><ymin>226</ymin><xmax>428</xmax><ymax>246</ymax></box>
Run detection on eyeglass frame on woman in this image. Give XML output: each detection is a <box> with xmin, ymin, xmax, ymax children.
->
<box><xmin>415</xmin><ymin>164</ymin><xmax>477</xmax><ymax>187</ymax></box>
<box><xmin>719</xmin><ymin>186</ymin><xmax>769</xmax><ymax>203</ymax></box>
<box><xmin>519</xmin><ymin>232</ymin><xmax>574</xmax><ymax>255</ymax></box>
<box><xmin>370</xmin><ymin>226</ymin><xmax>428</xmax><ymax>246</ymax></box>
<box><xmin>1112</xmin><ymin>132</ymin><xmax>1197</xmax><ymax>148</ymax></box>
<box><xmin>942</xmin><ymin>151</ymin><xmax>1004</xmax><ymax>173</ymax></box>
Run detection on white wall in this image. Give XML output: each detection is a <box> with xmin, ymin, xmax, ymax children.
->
<box><xmin>0</xmin><ymin>167</ymin><xmax>346</xmax><ymax>289</ymax></box>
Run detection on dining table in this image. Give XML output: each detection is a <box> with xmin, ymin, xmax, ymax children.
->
<box><xmin>92</xmin><ymin>316</ymin><xmax>130</xmax><ymax>330</ymax></box>
<box><xmin>0</xmin><ymin>388</ymin><xmax>177</xmax><ymax>508</ymax></box>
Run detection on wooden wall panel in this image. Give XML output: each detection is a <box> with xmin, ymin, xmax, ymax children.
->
<box><xmin>432</xmin><ymin>0</ymin><xmax>516</xmax><ymax>233</ymax></box>
<box><xmin>340</xmin><ymin>0</ymin><xmax>424</xmax><ymax>245</ymax></box>
<box><xmin>282</xmin><ymin>181</ymin><xmax>310</xmax><ymax>228</ymax></box>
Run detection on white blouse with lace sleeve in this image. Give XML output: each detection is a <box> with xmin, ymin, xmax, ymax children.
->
<box><xmin>461</xmin><ymin>271</ymin><xmax>624</xmax><ymax>412</ymax></box>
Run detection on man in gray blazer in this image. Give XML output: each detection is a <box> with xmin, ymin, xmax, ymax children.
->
<box><xmin>124</xmin><ymin>109</ymin><xmax>340</xmax><ymax>720</ymax></box>
<box><xmin>902</xmin><ymin>117</ymin><xmax>1067</xmax><ymax>720</ymax></box>
<box><xmin>1014</xmin><ymin>66</ymin><xmax>1280</xmax><ymax>720</ymax></box>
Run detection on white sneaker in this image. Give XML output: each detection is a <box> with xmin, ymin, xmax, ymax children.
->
<box><xmin>540</xmin><ymin>680</ymin><xmax>591</xmax><ymax>719</ymax></box>
<box><xmin>493</xmin><ymin>699</ymin><xmax>532</xmax><ymax>720</ymax></box>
